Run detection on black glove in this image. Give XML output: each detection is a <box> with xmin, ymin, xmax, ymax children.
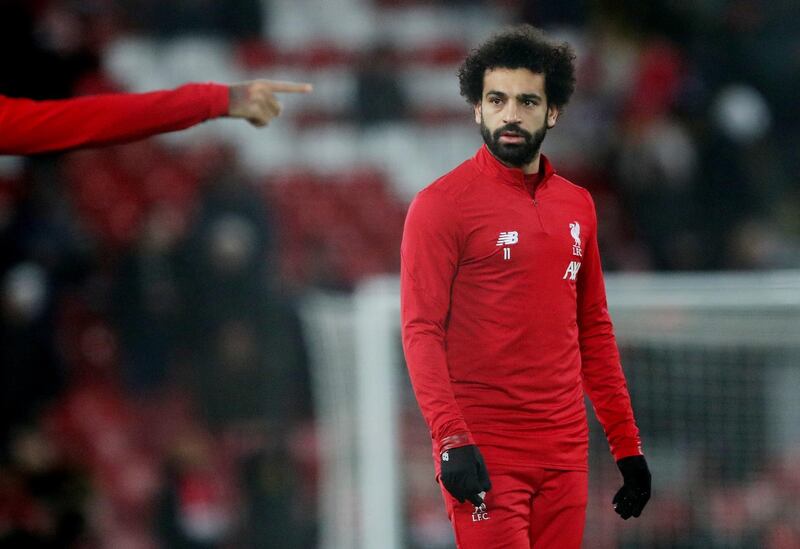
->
<box><xmin>613</xmin><ymin>455</ymin><xmax>651</xmax><ymax>519</ymax></box>
<box><xmin>439</xmin><ymin>445</ymin><xmax>492</xmax><ymax>506</ymax></box>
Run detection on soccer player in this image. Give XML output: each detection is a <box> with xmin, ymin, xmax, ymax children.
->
<box><xmin>401</xmin><ymin>26</ymin><xmax>651</xmax><ymax>548</ymax></box>
<box><xmin>0</xmin><ymin>79</ymin><xmax>312</xmax><ymax>155</ymax></box>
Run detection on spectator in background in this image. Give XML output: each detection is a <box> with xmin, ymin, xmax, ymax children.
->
<box><xmin>0</xmin><ymin>159</ymin><xmax>87</xmax><ymax>456</ymax></box>
<box><xmin>180</xmin><ymin>150</ymin><xmax>273</xmax><ymax>336</ymax></box>
<box><xmin>700</xmin><ymin>85</ymin><xmax>783</xmax><ymax>269</ymax></box>
<box><xmin>615</xmin><ymin>39</ymin><xmax>704</xmax><ymax>270</ymax></box>
<box><xmin>616</xmin><ymin>114</ymin><xmax>701</xmax><ymax>270</ymax></box>
<box><xmin>112</xmin><ymin>205</ymin><xmax>189</xmax><ymax>393</ymax></box>
<box><xmin>353</xmin><ymin>43</ymin><xmax>409</xmax><ymax>127</ymax></box>
<box><xmin>183</xmin><ymin>177</ymin><xmax>287</xmax><ymax>423</ymax></box>
<box><xmin>179</xmin><ymin>153</ymin><xmax>314</xmax><ymax>548</ymax></box>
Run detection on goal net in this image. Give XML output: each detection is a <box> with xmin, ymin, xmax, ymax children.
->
<box><xmin>300</xmin><ymin>271</ymin><xmax>800</xmax><ymax>549</ymax></box>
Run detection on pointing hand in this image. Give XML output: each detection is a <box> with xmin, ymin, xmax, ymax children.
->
<box><xmin>227</xmin><ymin>79</ymin><xmax>313</xmax><ymax>127</ymax></box>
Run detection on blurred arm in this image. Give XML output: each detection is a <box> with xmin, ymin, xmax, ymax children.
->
<box><xmin>0</xmin><ymin>79</ymin><xmax>312</xmax><ymax>155</ymax></box>
<box><xmin>0</xmin><ymin>83</ymin><xmax>229</xmax><ymax>155</ymax></box>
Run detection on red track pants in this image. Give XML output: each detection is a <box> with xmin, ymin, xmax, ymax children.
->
<box><xmin>441</xmin><ymin>467</ymin><xmax>588</xmax><ymax>549</ymax></box>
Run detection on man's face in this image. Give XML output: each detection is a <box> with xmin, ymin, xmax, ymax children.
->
<box><xmin>475</xmin><ymin>68</ymin><xmax>560</xmax><ymax>168</ymax></box>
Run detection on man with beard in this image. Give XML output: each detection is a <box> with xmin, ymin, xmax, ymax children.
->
<box><xmin>400</xmin><ymin>26</ymin><xmax>651</xmax><ymax>548</ymax></box>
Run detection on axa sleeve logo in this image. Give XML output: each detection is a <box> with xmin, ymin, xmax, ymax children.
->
<box><xmin>563</xmin><ymin>260</ymin><xmax>581</xmax><ymax>280</ymax></box>
<box><xmin>496</xmin><ymin>231</ymin><xmax>518</xmax><ymax>260</ymax></box>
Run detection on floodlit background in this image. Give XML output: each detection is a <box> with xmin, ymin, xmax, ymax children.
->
<box><xmin>1</xmin><ymin>1</ymin><xmax>799</xmax><ymax>548</ymax></box>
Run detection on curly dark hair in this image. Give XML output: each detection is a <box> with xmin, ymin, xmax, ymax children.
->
<box><xmin>458</xmin><ymin>25</ymin><xmax>577</xmax><ymax>109</ymax></box>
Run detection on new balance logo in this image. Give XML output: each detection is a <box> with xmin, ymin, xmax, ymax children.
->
<box><xmin>497</xmin><ymin>231</ymin><xmax>518</xmax><ymax>261</ymax></box>
<box><xmin>496</xmin><ymin>231</ymin><xmax>519</xmax><ymax>246</ymax></box>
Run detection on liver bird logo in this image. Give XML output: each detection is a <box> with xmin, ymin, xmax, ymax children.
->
<box><xmin>569</xmin><ymin>222</ymin><xmax>581</xmax><ymax>247</ymax></box>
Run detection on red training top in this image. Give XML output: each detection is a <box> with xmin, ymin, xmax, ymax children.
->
<box><xmin>401</xmin><ymin>145</ymin><xmax>642</xmax><ymax>472</ymax></box>
<box><xmin>0</xmin><ymin>83</ymin><xmax>229</xmax><ymax>155</ymax></box>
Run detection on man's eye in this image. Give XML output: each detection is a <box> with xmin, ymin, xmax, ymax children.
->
<box><xmin>524</xmin><ymin>100</ymin><xmax>535</xmax><ymax>107</ymax></box>
<box><xmin>490</xmin><ymin>98</ymin><xmax>502</xmax><ymax>105</ymax></box>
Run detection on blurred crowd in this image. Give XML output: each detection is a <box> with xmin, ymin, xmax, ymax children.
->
<box><xmin>0</xmin><ymin>141</ymin><xmax>319</xmax><ymax>546</ymax></box>
<box><xmin>1</xmin><ymin>0</ymin><xmax>800</xmax><ymax>548</ymax></box>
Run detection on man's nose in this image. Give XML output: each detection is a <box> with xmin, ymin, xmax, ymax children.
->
<box><xmin>502</xmin><ymin>102</ymin><xmax>521</xmax><ymax>125</ymax></box>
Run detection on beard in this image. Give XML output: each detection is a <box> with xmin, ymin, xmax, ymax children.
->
<box><xmin>480</xmin><ymin>116</ymin><xmax>548</xmax><ymax>168</ymax></box>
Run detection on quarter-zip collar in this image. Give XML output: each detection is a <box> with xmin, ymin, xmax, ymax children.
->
<box><xmin>474</xmin><ymin>144</ymin><xmax>555</xmax><ymax>193</ymax></box>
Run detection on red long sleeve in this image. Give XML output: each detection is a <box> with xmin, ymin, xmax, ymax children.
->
<box><xmin>401</xmin><ymin>145</ymin><xmax>643</xmax><ymax>472</ymax></box>
<box><xmin>401</xmin><ymin>187</ymin><xmax>476</xmax><ymax>454</ymax></box>
<box><xmin>577</xmin><ymin>196</ymin><xmax>642</xmax><ymax>461</ymax></box>
<box><xmin>0</xmin><ymin>83</ymin><xmax>229</xmax><ymax>155</ymax></box>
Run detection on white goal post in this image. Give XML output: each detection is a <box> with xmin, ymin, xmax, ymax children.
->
<box><xmin>301</xmin><ymin>271</ymin><xmax>800</xmax><ymax>549</ymax></box>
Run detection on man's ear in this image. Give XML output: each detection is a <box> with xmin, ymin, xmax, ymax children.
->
<box><xmin>547</xmin><ymin>104</ymin><xmax>560</xmax><ymax>129</ymax></box>
<box><xmin>474</xmin><ymin>103</ymin><xmax>482</xmax><ymax>124</ymax></box>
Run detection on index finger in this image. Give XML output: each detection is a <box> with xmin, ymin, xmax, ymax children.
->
<box><xmin>262</xmin><ymin>80</ymin><xmax>313</xmax><ymax>93</ymax></box>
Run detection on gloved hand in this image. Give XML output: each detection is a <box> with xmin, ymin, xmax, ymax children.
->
<box><xmin>439</xmin><ymin>445</ymin><xmax>492</xmax><ymax>506</ymax></box>
<box><xmin>612</xmin><ymin>455</ymin><xmax>651</xmax><ymax>519</ymax></box>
